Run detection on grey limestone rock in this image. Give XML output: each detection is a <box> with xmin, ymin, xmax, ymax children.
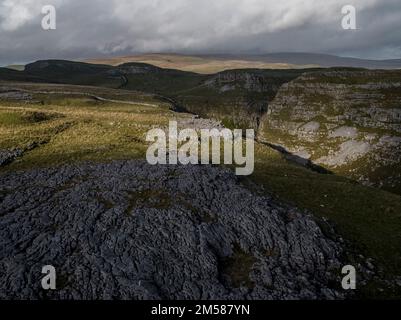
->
<box><xmin>0</xmin><ymin>161</ymin><xmax>344</xmax><ymax>300</ymax></box>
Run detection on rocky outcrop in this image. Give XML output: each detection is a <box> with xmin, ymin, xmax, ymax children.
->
<box><xmin>258</xmin><ymin>70</ymin><xmax>401</xmax><ymax>194</ymax></box>
<box><xmin>0</xmin><ymin>89</ymin><xmax>31</xmax><ymax>101</ymax></box>
<box><xmin>204</xmin><ymin>70</ymin><xmax>282</xmax><ymax>93</ymax></box>
<box><xmin>0</xmin><ymin>161</ymin><xmax>344</xmax><ymax>300</ymax></box>
<box><xmin>0</xmin><ymin>149</ymin><xmax>24</xmax><ymax>166</ymax></box>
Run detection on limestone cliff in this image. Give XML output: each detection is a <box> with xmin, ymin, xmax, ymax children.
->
<box><xmin>258</xmin><ymin>69</ymin><xmax>401</xmax><ymax>194</ymax></box>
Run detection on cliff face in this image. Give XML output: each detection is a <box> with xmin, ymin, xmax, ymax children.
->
<box><xmin>175</xmin><ymin>69</ymin><xmax>306</xmax><ymax>131</ymax></box>
<box><xmin>258</xmin><ymin>70</ymin><xmax>401</xmax><ymax>194</ymax></box>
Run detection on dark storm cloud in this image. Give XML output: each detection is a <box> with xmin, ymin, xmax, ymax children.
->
<box><xmin>0</xmin><ymin>0</ymin><xmax>400</xmax><ymax>65</ymax></box>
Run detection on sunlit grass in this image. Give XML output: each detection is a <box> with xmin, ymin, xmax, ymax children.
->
<box><xmin>0</xmin><ymin>87</ymin><xmax>187</xmax><ymax>171</ymax></box>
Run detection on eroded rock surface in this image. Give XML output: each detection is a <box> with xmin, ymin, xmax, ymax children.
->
<box><xmin>0</xmin><ymin>149</ymin><xmax>23</xmax><ymax>166</ymax></box>
<box><xmin>0</xmin><ymin>161</ymin><xmax>344</xmax><ymax>300</ymax></box>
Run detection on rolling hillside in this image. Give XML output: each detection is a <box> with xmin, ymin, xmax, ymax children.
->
<box><xmin>1</xmin><ymin>61</ymin><xmax>401</xmax><ymax>194</ymax></box>
<box><xmin>1</xmin><ymin>61</ymin><xmax>401</xmax><ymax>297</ymax></box>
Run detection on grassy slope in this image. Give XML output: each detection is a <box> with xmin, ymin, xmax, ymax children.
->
<box><xmin>252</xmin><ymin>145</ymin><xmax>401</xmax><ymax>297</ymax></box>
<box><xmin>250</xmin><ymin>145</ymin><xmax>401</xmax><ymax>299</ymax></box>
<box><xmin>0</xmin><ymin>84</ymin><xmax>183</xmax><ymax>171</ymax></box>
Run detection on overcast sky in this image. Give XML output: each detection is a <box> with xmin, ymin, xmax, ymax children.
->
<box><xmin>0</xmin><ymin>0</ymin><xmax>401</xmax><ymax>65</ymax></box>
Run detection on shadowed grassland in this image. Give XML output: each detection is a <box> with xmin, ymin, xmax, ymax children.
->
<box><xmin>251</xmin><ymin>143</ymin><xmax>401</xmax><ymax>298</ymax></box>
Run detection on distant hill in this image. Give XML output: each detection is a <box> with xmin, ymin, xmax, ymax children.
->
<box><xmin>5</xmin><ymin>65</ymin><xmax>25</xmax><ymax>71</ymax></box>
<box><xmin>6</xmin><ymin>53</ymin><xmax>401</xmax><ymax>76</ymax></box>
<box><xmin>86</xmin><ymin>53</ymin><xmax>401</xmax><ymax>72</ymax></box>
<box><xmin>84</xmin><ymin>53</ymin><xmax>312</xmax><ymax>74</ymax></box>
<box><xmin>0</xmin><ymin>60</ymin><xmax>124</xmax><ymax>88</ymax></box>
<box><xmin>208</xmin><ymin>52</ymin><xmax>401</xmax><ymax>70</ymax></box>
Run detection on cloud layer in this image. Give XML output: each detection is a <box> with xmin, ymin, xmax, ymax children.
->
<box><xmin>0</xmin><ymin>0</ymin><xmax>400</xmax><ymax>64</ymax></box>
